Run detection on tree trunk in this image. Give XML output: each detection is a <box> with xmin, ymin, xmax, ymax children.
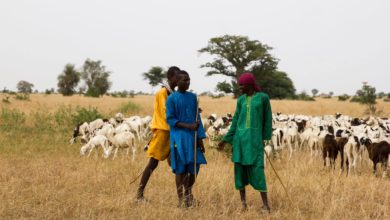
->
<box><xmin>233</xmin><ymin>70</ymin><xmax>243</xmax><ymax>98</ymax></box>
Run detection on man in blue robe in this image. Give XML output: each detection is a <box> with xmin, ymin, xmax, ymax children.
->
<box><xmin>166</xmin><ymin>70</ymin><xmax>207</xmax><ymax>208</ymax></box>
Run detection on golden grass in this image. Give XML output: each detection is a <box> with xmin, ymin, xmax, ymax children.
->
<box><xmin>1</xmin><ymin>94</ymin><xmax>390</xmax><ymax>219</ymax></box>
<box><xmin>1</xmin><ymin>93</ymin><xmax>389</xmax><ymax>117</ymax></box>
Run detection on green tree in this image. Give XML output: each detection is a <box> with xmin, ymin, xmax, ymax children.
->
<box><xmin>251</xmin><ymin>68</ymin><xmax>296</xmax><ymax>99</ymax></box>
<box><xmin>199</xmin><ymin>35</ymin><xmax>279</xmax><ymax>97</ymax></box>
<box><xmin>354</xmin><ymin>83</ymin><xmax>377</xmax><ymax>115</ymax></box>
<box><xmin>215</xmin><ymin>80</ymin><xmax>233</xmax><ymax>94</ymax></box>
<box><xmin>16</xmin><ymin>80</ymin><xmax>34</xmax><ymax>93</ymax></box>
<box><xmin>311</xmin><ymin>89</ymin><xmax>319</xmax><ymax>97</ymax></box>
<box><xmin>142</xmin><ymin>66</ymin><xmax>166</xmax><ymax>88</ymax></box>
<box><xmin>57</xmin><ymin>64</ymin><xmax>80</xmax><ymax>96</ymax></box>
<box><xmin>81</xmin><ymin>59</ymin><xmax>112</xmax><ymax>97</ymax></box>
<box><xmin>377</xmin><ymin>92</ymin><xmax>385</xmax><ymax>99</ymax></box>
<box><xmin>296</xmin><ymin>91</ymin><xmax>315</xmax><ymax>101</ymax></box>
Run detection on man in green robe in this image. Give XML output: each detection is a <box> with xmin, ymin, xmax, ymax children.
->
<box><xmin>218</xmin><ymin>72</ymin><xmax>272</xmax><ymax>213</ymax></box>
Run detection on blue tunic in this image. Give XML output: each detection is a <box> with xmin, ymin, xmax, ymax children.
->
<box><xmin>166</xmin><ymin>91</ymin><xmax>207</xmax><ymax>174</ymax></box>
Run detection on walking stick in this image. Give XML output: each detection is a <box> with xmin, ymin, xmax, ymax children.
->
<box><xmin>129</xmin><ymin>137</ymin><xmax>153</xmax><ymax>185</ymax></box>
<box><xmin>194</xmin><ymin>97</ymin><xmax>199</xmax><ymax>181</ymax></box>
<box><xmin>264</xmin><ymin>145</ymin><xmax>294</xmax><ymax>206</ymax></box>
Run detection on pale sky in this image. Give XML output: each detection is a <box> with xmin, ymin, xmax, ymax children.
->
<box><xmin>1</xmin><ymin>0</ymin><xmax>389</xmax><ymax>95</ymax></box>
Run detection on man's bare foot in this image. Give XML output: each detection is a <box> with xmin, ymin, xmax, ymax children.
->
<box><xmin>241</xmin><ymin>203</ymin><xmax>248</xmax><ymax>212</ymax></box>
<box><xmin>185</xmin><ymin>194</ymin><xmax>200</xmax><ymax>208</ymax></box>
<box><xmin>134</xmin><ymin>191</ymin><xmax>148</xmax><ymax>203</ymax></box>
<box><xmin>261</xmin><ymin>205</ymin><xmax>270</xmax><ymax>214</ymax></box>
<box><xmin>177</xmin><ymin>198</ymin><xmax>186</xmax><ymax>208</ymax></box>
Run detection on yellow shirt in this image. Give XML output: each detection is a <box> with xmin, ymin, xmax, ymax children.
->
<box><xmin>150</xmin><ymin>87</ymin><xmax>170</xmax><ymax>131</ymax></box>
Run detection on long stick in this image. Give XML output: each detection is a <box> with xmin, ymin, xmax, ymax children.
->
<box><xmin>129</xmin><ymin>137</ymin><xmax>153</xmax><ymax>185</ymax></box>
<box><xmin>264</xmin><ymin>147</ymin><xmax>294</xmax><ymax>206</ymax></box>
<box><xmin>129</xmin><ymin>170</ymin><xmax>144</xmax><ymax>185</ymax></box>
<box><xmin>194</xmin><ymin>97</ymin><xmax>199</xmax><ymax>181</ymax></box>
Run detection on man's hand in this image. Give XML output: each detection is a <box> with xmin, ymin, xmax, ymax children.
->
<box><xmin>176</xmin><ymin>122</ymin><xmax>199</xmax><ymax>131</ymax></box>
<box><xmin>186</xmin><ymin>122</ymin><xmax>199</xmax><ymax>131</ymax></box>
<box><xmin>198</xmin><ymin>139</ymin><xmax>205</xmax><ymax>153</ymax></box>
<box><xmin>217</xmin><ymin>141</ymin><xmax>226</xmax><ymax>151</ymax></box>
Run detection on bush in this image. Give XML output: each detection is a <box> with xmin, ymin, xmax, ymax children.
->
<box><xmin>30</xmin><ymin>111</ymin><xmax>55</xmax><ymax>132</ymax></box>
<box><xmin>84</xmin><ymin>87</ymin><xmax>101</xmax><ymax>97</ymax></box>
<box><xmin>110</xmin><ymin>93</ymin><xmax>118</xmax><ymax>98</ymax></box>
<box><xmin>119</xmin><ymin>91</ymin><xmax>127</xmax><ymax>98</ymax></box>
<box><xmin>14</xmin><ymin>93</ymin><xmax>30</xmax><ymax>101</ymax></box>
<box><xmin>350</xmin><ymin>96</ymin><xmax>361</xmax><ymax>103</ymax></box>
<box><xmin>118</xmin><ymin>101</ymin><xmax>142</xmax><ymax>115</ymax></box>
<box><xmin>377</xmin><ymin>92</ymin><xmax>386</xmax><ymax>99</ymax></box>
<box><xmin>45</xmin><ymin>88</ymin><xmax>55</xmax><ymax>95</ymax></box>
<box><xmin>210</xmin><ymin>93</ymin><xmax>225</xmax><ymax>99</ymax></box>
<box><xmin>338</xmin><ymin>94</ymin><xmax>350</xmax><ymax>101</ymax></box>
<box><xmin>2</xmin><ymin>96</ymin><xmax>10</xmax><ymax>104</ymax></box>
<box><xmin>129</xmin><ymin>90</ymin><xmax>135</xmax><ymax>98</ymax></box>
<box><xmin>71</xmin><ymin>106</ymin><xmax>103</xmax><ymax>125</ymax></box>
<box><xmin>54</xmin><ymin>106</ymin><xmax>74</xmax><ymax>129</ymax></box>
<box><xmin>109</xmin><ymin>91</ymin><xmax>129</xmax><ymax>98</ymax></box>
<box><xmin>0</xmin><ymin>108</ymin><xmax>26</xmax><ymax>130</ymax></box>
<box><xmin>296</xmin><ymin>92</ymin><xmax>315</xmax><ymax>101</ymax></box>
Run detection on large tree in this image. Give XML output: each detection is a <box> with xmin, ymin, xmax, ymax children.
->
<box><xmin>81</xmin><ymin>59</ymin><xmax>112</xmax><ymax>97</ymax></box>
<box><xmin>16</xmin><ymin>80</ymin><xmax>34</xmax><ymax>93</ymax></box>
<box><xmin>251</xmin><ymin>67</ymin><xmax>296</xmax><ymax>99</ymax></box>
<box><xmin>57</xmin><ymin>64</ymin><xmax>80</xmax><ymax>96</ymax></box>
<box><xmin>199</xmin><ymin>35</ymin><xmax>279</xmax><ymax>97</ymax></box>
<box><xmin>142</xmin><ymin>66</ymin><xmax>166</xmax><ymax>87</ymax></box>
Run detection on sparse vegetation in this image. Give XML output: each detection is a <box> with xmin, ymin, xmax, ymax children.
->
<box><xmin>1</xmin><ymin>96</ymin><xmax>10</xmax><ymax>104</ymax></box>
<box><xmin>14</xmin><ymin>93</ymin><xmax>30</xmax><ymax>101</ymax></box>
<box><xmin>118</xmin><ymin>101</ymin><xmax>142</xmax><ymax>115</ymax></box>
<box><xmin>338</xmin><ymin>94</ymin><xmax>350</xmax><ymax>101</ymax></box>
<box><xmin>71</xmin><ymin>106</ymin><xmax>103</xmax><ymax>125</ymax></box>
<box><xmin>296</xmin><ymin>91</ymin><xmax>315</xmax><ymax>101</ymax></box>
<box><xmin>352</xmin><ymin>83</ymin><xmax>378</xmax><ymax>115</ymax></box>
<box><xmin>0</xmin><ymin>94</ymin><xmax>389</xmax><ymax>219</ymax></box>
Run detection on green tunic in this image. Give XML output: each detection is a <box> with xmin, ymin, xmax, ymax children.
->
<box><xmin>222</xmin><ymin>92</ymin><xmax>273</xmax><ymax>191</ymax></box>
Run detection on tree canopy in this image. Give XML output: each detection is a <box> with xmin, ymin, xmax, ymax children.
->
<box><xmin>81</xmin><ymin>59</ymin><xmax>111</xmax><ymax>97</ymax></box>
<box><xmin>57</xmin><ymin>64</ymin><xmax>80</xmax><ymax>96</ymax></box>
<box><xmin>142</xmin><ymin>66</ymin><xmax>166</xmax><ymax>87</ymax></box>
<box><xmin>199</xmin><ymin>35</ymin><xmax>295</xmax><ymax>98</ymax></box>
<box><xmin>251</xmin><ymin>68</ymin><xmax>296</xmax><ymax>99</ymax></box>
<box><xmin>16</xmin><ymin>80</ymin><xmax>34</xmax><ymax>93</ymax></box>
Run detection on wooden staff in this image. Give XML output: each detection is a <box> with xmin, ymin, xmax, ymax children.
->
<box><xmin>194</xmin><ymin>97</ymin><xmax>199</xmax><ymax>181</ymax></box>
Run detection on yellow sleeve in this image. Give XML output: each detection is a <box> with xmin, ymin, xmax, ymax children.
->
<box><xmin>151</xmin><ymin>88</ymin><xmax>169</xmax><ymax>131</ymax></box>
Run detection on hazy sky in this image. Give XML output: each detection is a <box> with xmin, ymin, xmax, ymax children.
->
<box><xmin>1</xmin><ymin>0</ymin><xmax>389</xmax><ymax>95</ymax></box>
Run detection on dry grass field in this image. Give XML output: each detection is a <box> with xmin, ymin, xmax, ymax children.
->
<box><xmin>1</xmin><ymin>94</ymin><xmax>390</xmax><ymax>219</ymax></box>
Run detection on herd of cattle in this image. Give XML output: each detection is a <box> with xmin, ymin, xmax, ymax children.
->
<box><xmin>71</xmin><ymin>112</ymin><xmax>390</xmax><ymax>177</ymax></box>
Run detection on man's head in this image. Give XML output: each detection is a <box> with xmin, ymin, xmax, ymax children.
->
<box><xmin>167</xmin><ymin>66</ymin><xmax>180</xmax><ymax>88</ymax></box>
<box><xmin>176</xmin><ymin>70</ymin><xmax>190</xmax><ymax>92</ymax></box>
<box><xmin>238</xmin><ymin>72</ymin><xmax>260</xmax><ymax>95</ymax></box>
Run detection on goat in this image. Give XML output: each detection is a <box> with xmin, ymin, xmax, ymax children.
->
<box><xmin>364</xmin><ymin>139</ymin><xmax>390</xmax><ymax>177</ymax></box>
